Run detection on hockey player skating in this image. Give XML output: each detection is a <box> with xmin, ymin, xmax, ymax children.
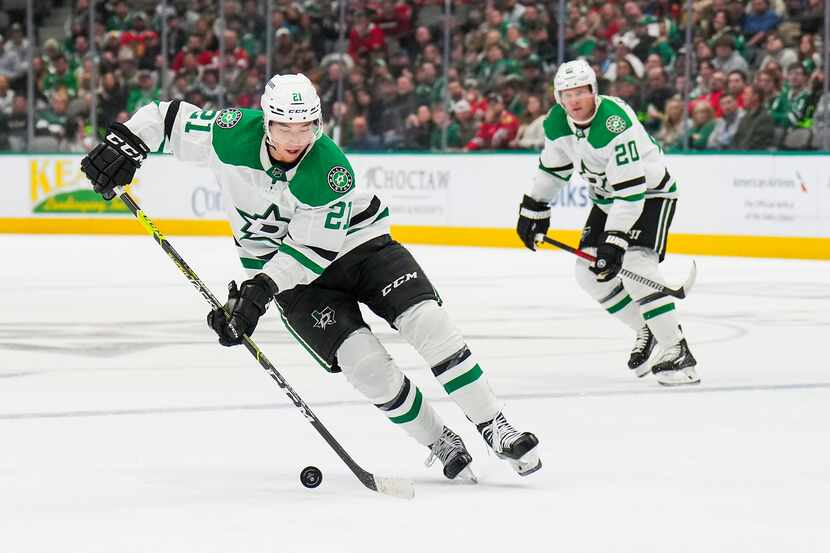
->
<box><xmin>516</xmin><ymin>60</ymin><xmax>700</xmax><ymax>386</ymax></box>
<box><xmin>80</xmin><ymin>73</ymin><xmax>541</xmax><ymax>480</ymax></box>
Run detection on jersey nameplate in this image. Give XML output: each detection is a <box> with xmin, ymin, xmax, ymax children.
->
<box><xmin>216</xmin><ymin>108</ymin><xmax>243</xmax><ymax>129</ymax></box>
<box><xmin>327</xmin><ymin>166</ymin><xmax>353</xmax><ymax>193</ymax></box>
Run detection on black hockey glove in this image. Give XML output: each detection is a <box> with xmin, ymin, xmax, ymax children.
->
<box><xmin>80</xmin><ymin>122</ymin><xmax>150</xmax><ymax>200</ymax></box>
<box><xmin>207</xmin><ymin>274</ymin><xmax>277</xmax><ymax>347</ymax></box>
<box><xmin>516</xmin><ymin>194</ymin><xmax>551</xmax><ymax>250</ymax></box>
<box><xmin>590</xmin><ymin>231</ymin><xmax>629</xmax><ymax>282</ymax></box>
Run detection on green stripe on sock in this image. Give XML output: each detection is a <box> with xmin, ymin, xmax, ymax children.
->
<box><xmin>279</xmin><ymin>244</ymin><xmax>324</xmax><ymax>274</ymax></box>
<box><xmin>643</xmin><ymin>303</ymin><xmax>676</xmax><ymax>320</ymax></box>
<box><xmin>618</xmin><ymin>192</ymin><xmax>646</xmax><ymax>202</ymax></box>
<box><xmin>389</xmin><ymin>388</ymin><xmax>423</xmax><ymax>424</ymax></box>
<box><xmin>240</xmin><ymin>257</ymin><xmax>266</xmax><ymax>270</ymax></box>
<box><xmin>443</xmin><ymin>364</ymin><xmax>483</xmax><ymax>394</ymax></box>
<box><xmin>606</xmin><ymin>294</ymin><xmax>632</xmax><ymax>314</ymax></box>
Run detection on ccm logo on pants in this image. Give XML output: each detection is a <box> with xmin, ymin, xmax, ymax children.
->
<box><xmin>382</xmin><ymin>272</ymin><xmax>418</xmax><ymax>296</ymax></box>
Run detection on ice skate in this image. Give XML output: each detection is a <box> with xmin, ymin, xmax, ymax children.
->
<box><xmin>628</xmin><ymin>324</ymin><xmax>657</xmax><ymax>378</ymax></box>
<box><xmin>477</xmin><ymin>413</ymin><xmax>541</xmax><ymax>476</ymax></box>
<box><xmin>425</xmin><ymin>426</ymin><xmax>477</xmax><ymax>483</ymax></box>
<box><xmin>652</xmin><ymin>339</ymin><xmax>700</xmax><ymax>386</ymax></box>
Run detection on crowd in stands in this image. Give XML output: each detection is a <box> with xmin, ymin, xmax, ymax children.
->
<box><xmin>0</xmin><ymin>0</ymin><xmax>827</xmax><ymax>152</ymax></box>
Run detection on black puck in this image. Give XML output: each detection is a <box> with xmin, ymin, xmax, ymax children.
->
<box><xmin>300</xmin><ymin>466</ymin><xmax>323</xmax><ymax>488</ymax></box>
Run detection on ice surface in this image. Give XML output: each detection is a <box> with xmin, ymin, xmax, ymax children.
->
<box><xmin>1</xmin><ymin>234</ymin><xmax>828</xmax><ymax>553</ymax></box>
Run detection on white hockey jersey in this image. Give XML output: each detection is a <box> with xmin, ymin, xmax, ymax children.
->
<box><xmin>125</xmin><ymin>101</ymin><xmax>391</xmax><ymax>293</ymax></box>
<box><xmin>529</xmin><ymin>95</ymin><xmax>678</xmax><ymax>233</ymax></box>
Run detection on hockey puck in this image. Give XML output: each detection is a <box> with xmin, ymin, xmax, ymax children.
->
<box><xmin>300</xmin><ymin>466</ymin><xmax>323</xmax><ymax>488</ymax></box>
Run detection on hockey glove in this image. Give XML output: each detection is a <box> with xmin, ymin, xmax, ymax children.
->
<box><xmin>516</xmin><ymin>194</ymin><xmax>551</xmax><ymax>250</ymax></box>
<box><xmin>207</xmin><ymin>274</ymin><xmax>277</xmax><ymax>347</ymax></box>
<box><xmin>80</xmin><ymin>122</ymin><xmax>150</xmax><ymax>200</ymax></box>
<box><xmin>590</xmin><ymin>231</ymin><xmax>628</xmax><ymax>282</ymax></box>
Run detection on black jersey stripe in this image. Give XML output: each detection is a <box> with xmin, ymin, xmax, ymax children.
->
<box><xmin>163</xmin><ymin>99</ymin><xmax>182</xmax><ymax>142</ymax></box>
<box><xmin>612</xmin><ymin>176</ymin><xmax>646</xmax><ymax>191</ymax></box>
<box><xmin>349</xmin><ymin>196</ymin><xmax>381</xmax><ymax>228</ymax></box>
<box><xmin>306</xmin><ymin>244</ymin><xmax>338</xmax><ymax>262</ymax></box>
<box><xmin>431</xmin><ymin>347</ymin><xmax>472</xmax><ymax>377</ymax></box>
<box><xmin>375</xmin><ymin>377</ymin><xmax>411</xmax><ymax>411</ymax></box>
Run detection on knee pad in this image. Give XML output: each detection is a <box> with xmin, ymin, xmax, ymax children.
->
<box><xmin>395</xmin><ymin>300</ymin><xmax>465</xmax><ymax>367</ymax></box>
<box><xmin>574</xmin><ymin>252</ymin><xmax>621</xmax><ymax>301</ymax></box>
<box><xmin>337</xmin><ymin>328</ymin><xmax>403</xmax><ymax>404</ymax></box>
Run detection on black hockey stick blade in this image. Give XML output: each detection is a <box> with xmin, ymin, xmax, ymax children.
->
<box><xmin>537</xmin><ymin>234</ymin><xmax>696</xmax><ymax>299</ymax></box>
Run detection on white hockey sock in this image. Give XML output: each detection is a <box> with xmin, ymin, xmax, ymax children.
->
<box><xmin>396</xmin><ymin>301</ymin><xmax>501</xmax><ymax>425</ymax></box>
<box><xmin>621</xmin><ymin>248</ymin><xmax>683</xmax><ymax>346</ymax></box>
<box><xmin>338</xmin><ymin>329</ymin><xmax>443</xmax><ymax>447</ymax></box>
<box><xmin>574</xmin><ymin>256</ymin><xmax>643</xmax><ymax>332</ymax></box>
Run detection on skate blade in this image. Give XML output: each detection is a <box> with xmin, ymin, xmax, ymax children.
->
<box><xmin>634</xmin><ymin>362</ymin><xmax>653</xmax><ymax>378</ymax></box>
<box><xmin>657</xmin><ymin>366</ymin><xmax>700</xmax><ymax>386</ymax></box>
<box><xmin>457</xmin><ymin>465</ymin><xmax>479</xmax><ymax>484</ymax></box>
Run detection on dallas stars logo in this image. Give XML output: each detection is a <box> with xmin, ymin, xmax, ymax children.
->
<box><xmin>327</xmin><ymin>166</ymin><xmax>353</xmax><ymax>193</ymax></box>
<box><xmin>216</xmin><ymin>108</ymin><xmax>242</xmax><ymax>129</ymax></box>
<box><xmin>312</xmin><ymin>306</ymin><xmax>336</xmax><ymax>331</ymax></box>
<box><xmin>237</xmin><ymin>204</ymin><xmax>290</xmax><ymax>247</ymax></box>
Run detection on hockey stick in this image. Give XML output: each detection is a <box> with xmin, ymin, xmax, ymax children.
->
<box><xmin>535</xmin><ymin>234</ymin><xmax>697</xmax><ymax>299</ymax></box>
<box><xmin>117</xmin><ymin>190</ymin><xmax>414</xmax><ymax>499</ymax></box>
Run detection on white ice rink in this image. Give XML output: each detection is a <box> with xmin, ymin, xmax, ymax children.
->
<box><xmin>2</xmin><ymin>234</ymin><xmax>829</xmax><ymax>553</ymax></box>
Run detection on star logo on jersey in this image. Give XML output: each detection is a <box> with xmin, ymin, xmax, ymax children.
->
<box><xmin>236</xmin><ymin>204</ymin><xmax>290</xmax><ymax>247</ymax></box>
<box><xmin>606</xmin><ymin>115</ymin><xmax>627</xmax><ymax>134</ymax></box>
<box><xmin>216</xmin><ymin>108</ymin><xmax>243</xmax><ymax>129</ymax></box>
<box><xmin>327</xmin><ymin>166</ymin><xmax>353</xmax><ymax>194</ymax></box>
<box><xmin>311</xmin><ymin>306</ymin><xmax>336</xmax><ymax>331</ymax></box>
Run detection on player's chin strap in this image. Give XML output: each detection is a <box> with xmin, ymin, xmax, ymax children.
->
<box><xmin>112</xmin><ymin>186</ymin><xmax>415</xmax><ymax>500</ymax></box>
<box><xmin>535</xmin><ymin>233</ymin><xmax>697</xmax><ymax>300</ymax></box>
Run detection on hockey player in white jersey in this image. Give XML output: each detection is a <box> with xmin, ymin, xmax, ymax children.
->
<box><xmin>81</xmin><ymin>73</ymin><xmax>541</xmax><ymax>479</ymax></box>
<box><xmin>516</xmin><ymin>60</ymin><xmax>699</xmax><ymax>386</ymax></box>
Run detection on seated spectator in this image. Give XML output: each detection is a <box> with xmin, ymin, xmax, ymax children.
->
<box><xmin>656</xmin><ymin>96</ymin><xmax>686</xmax><ymax>150</ymax></box>
<box><xmin>683</xmin><ymin>102</ymin><xmax>717</xmax><ymax>149</ymax></box>
<box><xmin>465</xmin><ymin>92</ymin><xmax>518</xmax><ymax>150</ymax></box>
<box><xmin>757</xmin><ymin>32</ymin><xmax>797</xmax><ymax>73</ymax></box>
<box><xmin>755</xmin><ymin>69</ymin><xmax>781</xmax><ymax>107</ymax></box>
<box><xmin>451</xmin><ymin>99</ymin><xmax>479</xmax><ymax>146</ymax></box>
<box><xmin>126</xmin><ymin>70</ymin><xmax>159</xmax><ymax>113</ymax></box>
<box><xmin>35</xmin><ymin>91</ymin><xmax>70</xmax><ymax>142</ymax></box>
<box><xmin>403</xmin><ymin>104</ymin><xmax>433</xmax><ymax>149</ymax></box>
<box><xmin>644</xmin><ymin>67</ymin><xmax>676</xmax><ymax>132</ymax></box>
<box><xmin>733</xmin><ymin>84</ymin><xmax>776</xmax><ymax>149</ymax></box>
<box><xmin>0</xmin><ymin>33</ymin><xmax>26</xmax><ymax>85</ymax></box>
<box><xmin>430</xmin><ymin>106</ymin><xmax>462</xmax><ymax>150</ymax></box>
<box><xmin>707</xmin><ymin>11</ymin><xmax>746</xmax><ymax>55</ymax></box>
<box><xmin>512</xmin><ymin>94</ymin><xmax>546</xmax><ymax>150</ymax></box>
<box><xmin>707</xmin><ymin>93</ymin><xmax>745</xmax><ymax>149</ymax></box>
<box><xmin>348</xmin><ymin>11</ymin><xmax>386</xmax><ymax>61</ymax></box>
<box><xmin>42</xmin><ymin>54</ymin><xmax>78</xmax><ymax>99</ymax></box>
<box><xmin>345</xmin><ymin>115</ymin><xmax>383</xmax><ymax>151</ymax></box>
<box><xmin>712</xmin><ymin>35</ymin><xmax>749</xmax><ymax>75</ymax></box>
<box><xmin>696</xmin><ymin>70</ymin><xmax>727</xmax><ymax>117</ymax></box>
<box><xmin>1</xmin><ymin>94</ymin><xmax>29</xmax><ymax>151</ymax></box>
<box><xmin>770</xmin><ymin>62</ymin><xmax>818</xmax><ymax>128</ymax></box>
<box><xmin>742</xmin><ymin>0</ymin><xmax>782</xmax><ymax>51</ymax></box>
<box><xmin>727</xmin><ymin>70</ymin><xmax>749</xmax><ymax>108</ymax></box>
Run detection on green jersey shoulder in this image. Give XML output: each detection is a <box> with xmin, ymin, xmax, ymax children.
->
<box><xmin>290</xmin><ymin>134</ymin><xmax>356</xmax><ymax>207</ymax></box>
<box><xmin>541</xmin><ymin>96</ymin><xmax>635</xmax><ymax>149</ymax></box>
<box><xmin>209</xmin><ymin>107</ymin><xmax>356</xmax><ymax>207</ymax></box>
<box><xmin>211</xmin><ymin>107</ymin><xmax>264</xmax><ymax>170</ymax></box>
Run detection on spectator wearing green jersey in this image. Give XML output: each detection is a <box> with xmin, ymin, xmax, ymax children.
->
<box><xmin>770</xmin><ymin>63</ymin><xmax>817</xmax><ymax>128</ymax></box>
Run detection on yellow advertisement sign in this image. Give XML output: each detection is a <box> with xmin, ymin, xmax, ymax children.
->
<box><xmin>29</xmin><ymin>158</ymin><xmax>134</xmax><ymax>214</ymax></box>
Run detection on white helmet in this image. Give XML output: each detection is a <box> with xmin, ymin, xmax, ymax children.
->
<box><xmin>554</xmin><ymin>59</ymin><xmax>598</xmax><ymax>120</ymax></box>
<box><xmin>260</xmin><ymin>73</ymin><xmax>322</xmax><ymax>141</ymax></box>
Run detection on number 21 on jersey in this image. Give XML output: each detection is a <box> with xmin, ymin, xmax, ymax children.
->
<box><xmin>325</xmin><ymin>201</ymin><xmax>352</xmax><ymax>230</ymax></box>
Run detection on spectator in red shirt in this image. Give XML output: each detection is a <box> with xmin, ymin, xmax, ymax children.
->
<box><xmin>466</xmin><ymin>93</ymin><xmax>519</xmax><ymax>150</ymax></box>
<box><xmin>348</xmin><ymin>11</ymin><xmax>386</xmax><ymax>60</ymax></box>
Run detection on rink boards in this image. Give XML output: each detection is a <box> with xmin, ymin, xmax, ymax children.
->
<box><xmin>0</xmin><ymin>151</ymin><xmax>828</xmax><ymax>259</ymax></box>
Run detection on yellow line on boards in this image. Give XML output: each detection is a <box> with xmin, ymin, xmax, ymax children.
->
<box><xmin>0</xmin><ymin>218</ymin><xmax>827</xmax><ymax>260</ymax></box>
